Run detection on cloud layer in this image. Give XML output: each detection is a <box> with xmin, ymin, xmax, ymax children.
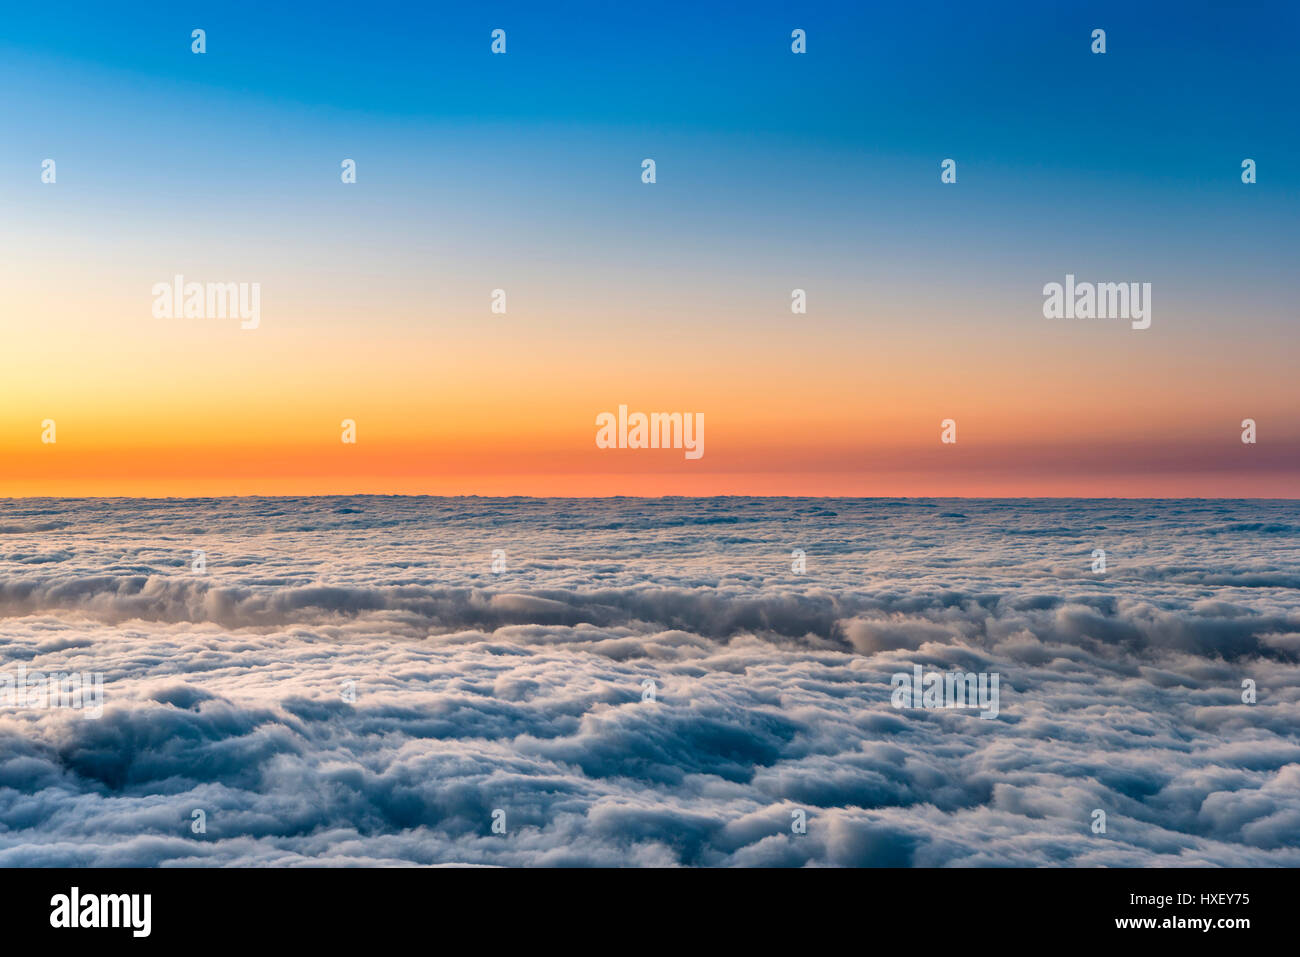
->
<box><xmin>0</xmin><ymin>496</ymin><xmax>1297</xmax><ymax>866</ymax></box>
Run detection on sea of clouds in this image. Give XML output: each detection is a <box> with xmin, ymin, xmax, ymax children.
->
<box><xmin>0</xmin><ymin>496</ymin><xmax>1297</xmax><ymax>866</ymax></box>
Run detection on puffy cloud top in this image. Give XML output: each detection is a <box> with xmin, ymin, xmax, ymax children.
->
<box><xmin>0</xmin><ymin>496</ymin><xmax>1296</xmax><ymax>866</ymax></box>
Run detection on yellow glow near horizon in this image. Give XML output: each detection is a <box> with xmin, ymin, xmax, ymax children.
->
<box><xmin>2</xmin><ymin>278</ymin><xmax>1296</xmax><ymax>496</ymax></box>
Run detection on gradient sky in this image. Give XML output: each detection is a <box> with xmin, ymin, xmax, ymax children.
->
<box><xmin>1</xmin><ymin>0</ymin><xmax>1297</xmax><ymax>496</ymax></box>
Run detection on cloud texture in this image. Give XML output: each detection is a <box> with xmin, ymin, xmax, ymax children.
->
<box><xmin>0</xmin><ymin>496</ymin><xmax>1297</xmax><ymax>866</ymax></box>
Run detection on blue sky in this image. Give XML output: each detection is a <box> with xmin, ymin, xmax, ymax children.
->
<box><xmin>1</xmin><ymin>0</ymin><xmax>1296</xmax><ymax>496</ymax></box>
<box><xmin>4</xmin><ymin>1</ymin><xmax>1296</xmax><ymax>277</ymax></box>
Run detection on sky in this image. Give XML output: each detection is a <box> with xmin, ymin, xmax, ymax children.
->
<box><xmin>1</xmin><ymin>0</ymin><xmax>1297</xmax><ymax>497</ymax></box>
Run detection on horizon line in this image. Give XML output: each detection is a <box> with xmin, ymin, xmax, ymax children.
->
<box><xmin>2</xmin><ymin>493</ymin><xmax>1297</xmax><ymax>502</ymax></box>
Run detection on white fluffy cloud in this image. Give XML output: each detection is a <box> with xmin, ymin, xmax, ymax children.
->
<box><xmin>0</xmin><ymin>497</ymin><xmax>1296</xmax><ymax>865</ymax></box>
